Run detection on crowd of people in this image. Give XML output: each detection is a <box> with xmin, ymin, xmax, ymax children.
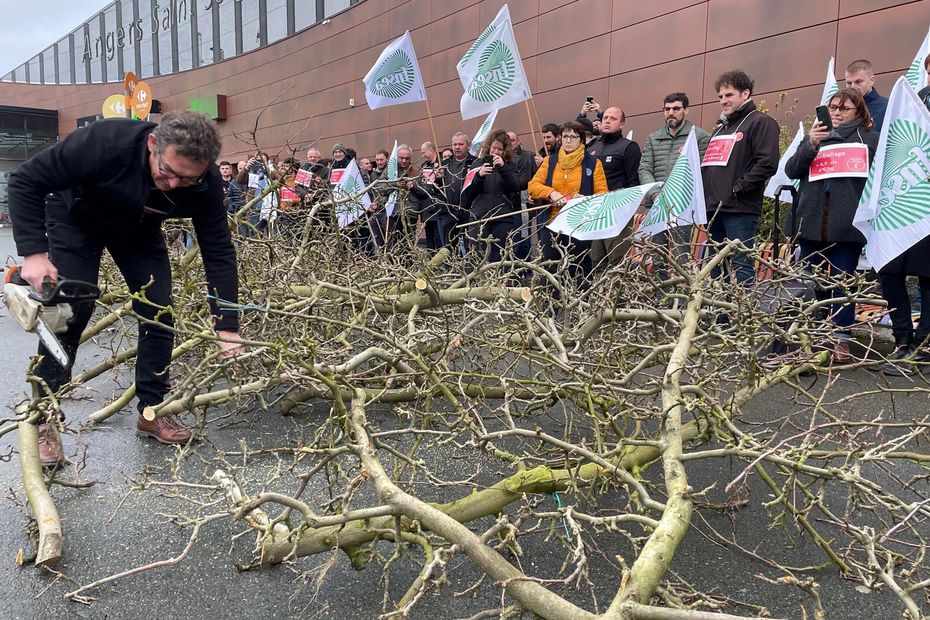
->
<box><xmin>7</xmin><ymin>56</ymin><xmax>930</xmax><ymax>465</ymax></box>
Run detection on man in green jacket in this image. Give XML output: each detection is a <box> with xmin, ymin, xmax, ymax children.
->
<box><xmin>639</xmin><ymin>92</ymin><xmax>711</xmax><ymax>269</ymax></box>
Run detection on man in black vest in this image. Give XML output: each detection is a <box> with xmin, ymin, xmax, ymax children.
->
<box><xmin>586</xmin><ymin>106</ymin><xmax>641</xmax><ymax>269</ymax></box>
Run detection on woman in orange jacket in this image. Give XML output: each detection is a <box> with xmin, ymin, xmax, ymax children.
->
<box><xmin>528</xmin><ymin>120</ymin><xmax>608</xmax><ymax>276</ymax></box>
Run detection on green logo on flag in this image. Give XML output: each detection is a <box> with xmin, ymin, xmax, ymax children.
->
<box><xmin>906</xmin><ymin>55</ymin><xmax>923</xmax><ymax>90</ymax></box>
<box><xmin>653</xmin><ymin>153</ymin><xmax>694</xmax><ymax>222</ymax></box>
<box><xmin>565</xmin><ymin>195</ymin><xmax>613</xmax><ymax>234</ymax></box>
<box><xmin>467</xmin><ymin>40</ymin><xmax>516</xmax><ymax>103</ymax></box>
<box><xmin>369</xmin><ymin>49</ymin><xmax>415</xmax><ymax>99</ymax></box>
<box><xmin>460</xmin><ymin>23</ymin><xmax>497</xmax><ymax>67</ymax></box>
<box><xmin>870</xmin><ymin>119</ymin><xmax>930</xmax><ymax>231</ymax></box>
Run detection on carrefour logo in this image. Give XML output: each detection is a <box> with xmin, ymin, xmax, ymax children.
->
<box><xmin>369</xmin><ymin>49</ymin><xmax>415</xmax><ymax>99</ymax></box>
<box><xmin>467</xmin><ymin>40</ymin><xmax>515</xmax><ymax>103</ymax></box>
<box><xmin>873</xmin><ymin>120</ymin><xmax>930</xmax><ymax>231</ymax></box>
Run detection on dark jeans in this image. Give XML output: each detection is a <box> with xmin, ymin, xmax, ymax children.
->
<box><xmin>37</xmin><ymin>194</ymin><xmax>175</xmax><ymax>412</ymax></box>
<box><xmin>798</xmin><ymin>240</ymin><xmax>863</xmax><ymax>331</ymax></box>
<box><xmin>879</xmin><ymin>272</ymin><xmax>930</xmax><ymax>347</ymax></box>
<box><xmin>706</xmin><ymin>212</ymin><xmax>760</xmax><ymax>285</ymax></box>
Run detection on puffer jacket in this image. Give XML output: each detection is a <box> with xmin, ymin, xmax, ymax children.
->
<box><xmin>785</xmin><ymin>118</ymin><xmax>878</xmax><ymax>244</ymax></box>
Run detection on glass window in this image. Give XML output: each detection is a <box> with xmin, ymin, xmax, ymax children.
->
<box><xmin>295</xmin><ymin>0</ymin><xmax>315</xmax><ymax>30</ymax></box>
<box><xmin>42</xmin><ymin>48</ymin><xmax>56</xmax><ymax>84</ymax></box>
<box><xmin>218</xmin><ymin>0</ymin><xmax>236</xmax><ymax>60</ymax></box>
<box><xmin>138</xmin><ymin>0</ymin><xmax>155</xmax><ymax>78</ymax></box>
<box><xmin>57</xmin><ymin>39</ymin><xmax>71</xmax><ymax>84</ymax></box>
<box><xmin>104</xmin><ymin>4</ymin><xmax>120</xmax><ymax>82</ymax></box>
<box><xmin>156</xmin><ymin>3</ymin><xmax>174</xmax><ymax>74</ymax></box>
<box><xmin>24</xmin><ymin>115</ymin><xmax>59</xmax><ymax>160</ymax></box>
<box><xmin>241</xmin><ymin>0</ymin><xmax>261</xmax><ymax>54</ymax></box>
<box><xmin>28</xmin><ymin>56</ymin><xmax>41</xmax><ymax>84</ymax></box>
<box><xmin>267</xmin><ymin>0</ymin><xmax>288</xmax><ymax>44</ymax></box>
<box><xmin>177</xmin><ymin>4</ymin><xmax>195</xmax><ymax>72</ymax></box>
<box><xmin>85</xmin><ymin>18</ymin><xmax>103</xmax><ymax>83</ymax></box>
<box><xmin>324</xmin><ymin>0</ymin><xmax>350</xmax><ymax>18</ymax></box>
<box><xmin>196</xmin><ymin>2</ymin><xmax>215</xmax><ymax>67</ymax></box>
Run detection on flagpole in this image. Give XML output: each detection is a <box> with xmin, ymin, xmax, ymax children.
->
<box><xmin>524</xmin><ymin>100</ymin><xmax>539</xmax><ymax>154</ymax></box>
<box><xmin>424</xmin><ymin>97</ymin><xmax>441</xmax><ymax>157</ymax></box>
<box><xmin>530</xmin><ymin>97</ymin><xmax>545</xmax><ymax>150</ymax></box>
<box><xmin>453</xmin><ymin>203</ymin><xmax>553</xmax><ymax>229</ymax></box>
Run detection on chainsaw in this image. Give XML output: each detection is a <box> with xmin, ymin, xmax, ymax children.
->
<box><xmin>3</xmin><ymin>265</ymin><xmax>100</xmax><ymax>367</ymax></box>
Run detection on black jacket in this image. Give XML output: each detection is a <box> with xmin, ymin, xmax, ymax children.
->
<box><xmin>8</xmin><ymin>118</ymin><xmax>238</xmax><ymax>331</ymax></box>
<box><xmin>461</xmin><ymin>161</ymin><xmax>520</xmax><ymax>222</ymax></box>
<box><xmin>785</xmin><ymin>119</ymin><xmax>878</xmax><ymax>244</ymax></box>
<box><xmin>442</xmin><ymin>155</ymin><xmax>477</xmax><ymax>219</ymax></box>
<box><xmin>702</xmin><ymin>99</ymin><xmax>780</xmax><ymax>215</ymax></box>
<box><xmin>587</xmin><ymin>132</ymin><xmax>641</xmax><ymax>190</ymax></box>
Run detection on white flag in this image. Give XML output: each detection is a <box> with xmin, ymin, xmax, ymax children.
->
<box><xmin>332</xmin><ymin>158</ymin><xmax>372</xmax><ymax>228</ymax></box>
<box><xmin>853</xmin><ymin>77</ymin><xmax>930</xmax><ymax>271</ymax></box>
<box><xmin>626</xmin><ymin>129</ymin><xmax>633</xmax><ymax>141</ymax></box>
<box><xmin>820</xmin><ymin>56</ymin><xmax>839</xmax><ymax>106</ymax></box>
<box><xmin>469</xmin><ymin>109</ymin><xmax>499</xmax><ymax>156</ymax></box>
<box><xmin>635</xmin><ymin>129</ymin><xmax>706</xmax><ymax>239</ymax></box>
<box><xmin>764</xmin><ymin>58</ymin><xmax>838</xmax><ymax>199</ymax></box>
<box><xmin>363</xmin><ymin>31</ymin><xmax>427</xmax><ymax>110</ymax></box>
<box><xmin>547</xmin><ymin>183</ymin><xmax>658</xmax><ymax>240</ymax></box>
<box><xmin>458</xmin><ymin>4</ymin><xmax>532</xmax><ymax>120</ymax></box>
<box><xmin>384</xmin><ymin>140</ymin><xmax>399</xmax><ymax>217</ymax></box>
<box><xmin>457</xmin><ymin>5</ymin><xmax>510</xmax><ymax>88</ymax></box>
<box><xmin>905</xmin><ymin>26</ymin><xmax>930</xmax><ymax>91</ymax></box>
<box><xmin>764</xmin><ymin>122</ymin><xmax>805</xmax><ymax>199</ymax></box>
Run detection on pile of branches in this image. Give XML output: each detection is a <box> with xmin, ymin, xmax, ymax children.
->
<box><xmin>10</xmin><ymin>189</ymin><xmax>930</xmax><ymax>619</ymax></box>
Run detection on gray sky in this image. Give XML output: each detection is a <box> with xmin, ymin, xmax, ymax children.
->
<box><xmin>0</xmin><ymin>0</ymin><xmax>113</xmax><ymax>76</ymax></box>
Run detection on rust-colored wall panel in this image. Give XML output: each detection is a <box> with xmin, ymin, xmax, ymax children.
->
<box><xmin>612</xmin><ymin>0</ymin><xmax>706</xmax><ymax>30</ymax></box>
<box><xmin>839</xmin><ymin>0</ymin><xmax>920</xmax><ymax>18</ymax></box>
<box><xmin>1</xmin><ymin>0</ymin><xmax>926</xmax><ymax>163</ymax></box>
<box><xmin>706</xmin><ymin>0</ymin><xmax>839</xmax><ymax>50</ymax></box>
<box><xmin>836</xmin><ymin>0</ymin><xmax>930</xmax><ymax>74</ymax></box>
<box><xmin>537</xmin><ymin>0</ymin><xmax>614</xmax><ymax>55</ymax></box>
<box><xmin>534</xmin><ymin>35</ymin><xmax>611</xmax><ymax>92</ymax></box>
<box><xmin>609</xmin><ymin>3</ymin><xmax>707</xmax><ymax>74</ymax></box>
<box><xmin>702</xmin><ymin>23</ymin><xmax>838</xmax><ymax>103</ymax></box>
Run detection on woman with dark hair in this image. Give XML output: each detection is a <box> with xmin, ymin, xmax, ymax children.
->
<box><xmin>528</xmin><ymin>120</ymin><xmax>608</xmax><ymax>275</ymax></box>
<box><xmin>785</xmin><ymin>87</ymin><xmax>878</xmax><ymax>363</ymax></box>
<box><xmin>460</xmin><ymin>130</ymin><xmax>520</xmax><ymax>262</ymax></box>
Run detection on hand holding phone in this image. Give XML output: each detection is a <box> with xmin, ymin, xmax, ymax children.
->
<box><xmin>815</xmin><ymin>105</ymin><xmax>833</xmax><ymax>131</ymax></box>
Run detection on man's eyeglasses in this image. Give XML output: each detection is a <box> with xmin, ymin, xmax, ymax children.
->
<box><xmin>827</xmin><ymin>104</ymin><xmax>856</xmax><ymax>113</ymax></box>
<box><xmin>155</xmin><ymin>149</ymin><xmax>205</xmax><ymax>186</ymax></box>
<box><xmin>561</xmin><ymin>134</ymin><xmax>580</xmax><ymax>141</ymax></box>
<box><xmin>663</xmin><ymin>106</ymin><xmax>685</xmax><ymax>113</ymax></box>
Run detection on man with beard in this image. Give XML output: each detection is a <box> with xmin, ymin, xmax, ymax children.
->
<box><xmin>701</xmin><ymin>70</ymin><xmax>779</xmax><ymax>286</ymax></box>
<box><xmin>639</xmin><ymin>92</ymin><xmax>711</xmax><ymax>270</ymax></box>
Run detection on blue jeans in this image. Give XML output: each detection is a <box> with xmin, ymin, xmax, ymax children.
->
<box><xmin>798</xmin><ymin>240</ymin><xmax>863</xmax><ymax>331</ymax></box>
<box><xmin>706</xmin><ymin>212</ymin><xmax>760</xmax><ymax>285</ymax></box>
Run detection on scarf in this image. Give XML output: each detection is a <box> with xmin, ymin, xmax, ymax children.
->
<box><xmin>557</xmin><ymin>145</ymin><xmax>585</xmax><ymax>175</ymax></box>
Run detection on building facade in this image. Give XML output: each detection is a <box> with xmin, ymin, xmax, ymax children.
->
<box><xmin>0</xmin><ymin>0</ymin><xmax>927</xmax><ymax>167</ymax></box>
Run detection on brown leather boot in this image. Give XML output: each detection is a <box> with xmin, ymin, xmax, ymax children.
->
<box><xmin>37</xmin><ymin>423</ymin><xmax>63</xmax><ymax>466</ymax></box>
<box><xmin>136</xmin><ymin>415</ymin><xmax>193</xmax><ymax>444</ymax></box>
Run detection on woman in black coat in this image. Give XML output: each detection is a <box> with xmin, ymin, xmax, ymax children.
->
<box><xmin>785</xmin><ymin>88</ymin><xmax>878</xmax><ymax>363</ymax></box>
<box><xmin>461</xmin><ymin>129</ymin><xmax>520</xmax><ymax>263</ymax></box>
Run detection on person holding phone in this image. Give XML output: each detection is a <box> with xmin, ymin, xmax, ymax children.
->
<box><xmin>785</xmin><ymin>88</ymin><xmax>878</xmax><ymax>363</ymax></box>
<box><xmin>460</xmin><ymin>130</ymin><xmax>520</xmax><ymax>262</ymax></box>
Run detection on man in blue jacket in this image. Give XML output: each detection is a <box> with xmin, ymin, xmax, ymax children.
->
<box><xmin>845</xmin><ymin>59</ymin><xmax>888</xmax><ymax>130</ymax></box>
<box><xmin>8</xmin><ymin>111</ymin><xmax>243</xmax><ymax>463</ymax></box>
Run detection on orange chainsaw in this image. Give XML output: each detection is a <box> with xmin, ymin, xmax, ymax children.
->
<box><xmin>3</xmin><ymin>265</ymin><xmax>99</xmax><ymax>366</ymax></box>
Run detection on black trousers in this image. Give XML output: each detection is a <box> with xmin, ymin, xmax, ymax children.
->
<box><xmin>36</xmin><ymin>195</ymin><xmax>175</xmax><ymax>412</ymax></box>
<box><xmin>879</xmin><ymin>272</ymin><xmax>930</xmax><ymax>347</ymax></box>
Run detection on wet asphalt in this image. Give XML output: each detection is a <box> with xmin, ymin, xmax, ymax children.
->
<box><xmin>0</xmin><ymin>226</ymin><xmax>918</xmax><ymax>619</ymax></box>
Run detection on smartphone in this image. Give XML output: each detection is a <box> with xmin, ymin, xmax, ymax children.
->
<box><xmin>586</xmin><ymin>96</ymin><xmax>594</xmax><ymax>103</ymax></box>
<box><xmin>482</xmin><ymin>155</ymin><xmax>494</xmax><ymax>166</ymax></box>
<box><xmin>815</xmin><ymin>105</ymin><xmax>833</xmax><ymax>131</ymax></box>
<box><xmin>249</xmin><ymin>161</ymin><xmax>264</xmax><ymax>174</ymax></box>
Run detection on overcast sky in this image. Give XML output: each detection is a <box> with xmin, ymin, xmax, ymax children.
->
<box><xmin>0</xmin><ymin>0</ymin><xmax>113</xmax><ymax>76</ymax></box>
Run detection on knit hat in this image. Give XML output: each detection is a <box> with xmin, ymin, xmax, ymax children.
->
<box><xmin>332</xmin><ymin>143</ymin><xmax>347</xmax><ymax>154</ymax></box>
